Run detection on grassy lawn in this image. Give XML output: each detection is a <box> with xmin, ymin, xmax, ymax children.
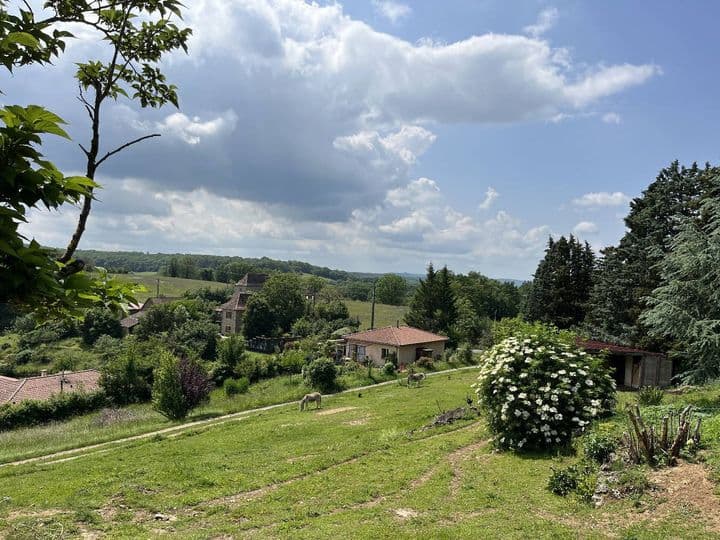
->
<box><xmin>111</xmin><ymin>272</ymin><xmax>231</xmax><ymax>301</ymax></box>
<box><xmin>1</xmin><ymin>371</ymin><xmax>718</xmax><ymax>538</ymax></box>
<box><xmin>345</xmin><ymin>299</ymin><xmax>409</xmax><ymax>330</ymax></box>
<box><xmin>0</xmin><ymin>362</ymin><xmax>425</xmax><ymax>465</ymax></box>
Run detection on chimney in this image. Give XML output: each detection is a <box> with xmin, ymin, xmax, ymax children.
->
<box><xmin>40</xmin><ymin>370</ymin><xmax>47</xmax><ymax>377</ymax></box>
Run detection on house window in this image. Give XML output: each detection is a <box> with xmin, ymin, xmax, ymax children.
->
<box><xmin>357</xmin><ymin>345</ymin><xmax>366</xmax><ymax>359</ymax></box>
<box><xmin>225</xmin><ymin>311</ymin><xmax>232</xmax><ymax>319</ymax></box>
<box><xmin>381</xmin><ymin>348</ymin><xmax>389</xmax><ymax>359</ymax></box>
<box><xmin>225</xmin><ymin>326</ymin><xmax>231</xmax><ymax>334</ymax></box>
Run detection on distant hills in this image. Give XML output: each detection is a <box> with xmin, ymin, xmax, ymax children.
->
<box><xmin>74</xmin><ymin>249</ymin><xmax>528</xmax><ymax>284</ymax></box>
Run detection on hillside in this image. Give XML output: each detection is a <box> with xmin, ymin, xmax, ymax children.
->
<box><xmin>0</xmin><ymin>371</ymin><xmax>717</xmax><ymax>538</ymax></box>
<box><xmin>111</xmin><ymin>272</ymin><xmax>231</xmax><ymax>301</ymax></box>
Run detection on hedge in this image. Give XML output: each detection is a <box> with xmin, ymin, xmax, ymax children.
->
<box><xmin>0</xmin><ymin>391</ymin><xmax>108</xmax><ymax>431</ymax></box>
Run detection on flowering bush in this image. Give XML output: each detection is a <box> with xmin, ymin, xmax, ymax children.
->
<box><xmin>474</xmin><ymin>334</ymin><xmax>616</xmax><ymax>450</ymax></box>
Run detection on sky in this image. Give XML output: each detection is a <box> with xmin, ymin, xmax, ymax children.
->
<box><xmin>7</xmin><ymin>0</ymin><xmax>720</xmax><ymax>279</ymax></box>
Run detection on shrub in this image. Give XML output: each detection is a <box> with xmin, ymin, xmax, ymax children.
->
<box><xmin>304</xmin><ymin>358</ymin><xmax>338</xmax><ymax>393</ymax></box>
<box><xmin>637</xmin><ymin>386</ymin><xmax>664</xmax><ymax>406</ymax></box>
<box><xmin>416</xmin><ymin>356</ymin><xmax>434</xmax><ymax>369</ymax></box>
<box><xmin>0</xmin><ymin>391</ymin><xmax>107</xmax><ymax>431</ymax></box>
<box><xmin>547</xmin><ymin>462</ymin><xmax>597</xmax><ymax>500</ymax></box>
<box><xmin>100</xmin><ymin>345</ymin><xmax>153</xmax><ymax>405</ymax></box>
<box><xmin>224</xmin><ymin>377</ymin><xmax>250</xmax><ymax>396</ymax></box>
<box><xmin>81</xmin><ymin>308</ymin><xmax>123</xmax><ymax>345</ymax></box>
<box><xmin>474</xmin><ymin>332</ymin><xmax>616</xmax><ymax>451</ymax></box>
<box><xmin>169</xmin><ymin>319</ymin><xmax>218</xmax><ymax>360</ymax></box>
<box><xmin>383</xmin><ymin>362</ymin><xmax>396</xmax><ymax>375</ymax></box>
<box><xmin>452</xmin><ymin>343</ymin><xmax>474</xmax><ymax>365</ymax></box>
<box><xmin>279</xmin><ymin>349</ymin><xmax>307</xmax><ymax>374</ymax></box>
<box><xmin>582</xmin><ymin>432</ymin><xmax>617</xmax><ymax>464</ymax></box>
<box><xmin>213</xmin><ymin>335</ymin><xmax>246</xmax><ymax>383</ymax></box>
<box><xmin>152</xmin><ymin>353</ymin><xmax>211</xmax><ymax>420</ymax></box>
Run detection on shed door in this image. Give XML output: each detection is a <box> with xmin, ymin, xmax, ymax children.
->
<box><xmin>631</xmin><ymin>357</ymin><xmax>642</xmax><ymax>388</ymax></box>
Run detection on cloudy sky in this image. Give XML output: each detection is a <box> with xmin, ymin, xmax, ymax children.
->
<box><xmin>7</xmin><ymin>1</ymin><xmax>720</xmax><ymax>279</ymax></box>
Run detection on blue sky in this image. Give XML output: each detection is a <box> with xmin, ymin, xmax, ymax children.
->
<box><xmin>11</xmin><ymin>0</ymin><xmax>720</xmax><ymax>279</ymax></box>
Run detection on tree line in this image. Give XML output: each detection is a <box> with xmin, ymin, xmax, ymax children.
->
<box><xmin>523</xmin><ymin>161</ymin><xmax>720</xmax><ymax>383</ymax></box>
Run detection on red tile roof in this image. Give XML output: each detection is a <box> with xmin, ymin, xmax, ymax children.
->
<box><xmin>0</xmin><ymin>376</ymin><xmax>21</xmax><ymax>404</ymax></box>
<box><xmin>0</xmin><ymin>370</ymin><xmax>101</xmax><ymax>405</ymax></box>
<box><xmin>344</xmin><ymin>326</ymin><xmax>448</xmax><ymax>347</ymax></box>
<box><xmin>120</xmin><ymin>296</ymin><xmax>180</xmax><ymax>328</ymax></box>
<box><xmin>578</xmin><ymin>339</ymin><xmax>664</xmax><ymax>357</ymax></box>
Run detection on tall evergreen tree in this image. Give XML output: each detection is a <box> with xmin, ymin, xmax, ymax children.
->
<box><xmin>585</xmin><ymin>161</ymin><xmax>717</xmax><ymax>346</ymax></box>
<box><xmin>405</xmin><ymin>264</ymin><xmax>456</xmax><ymax>334</ymax></box>
<box><xmin>640</xmin><ymin>175</ymin><xmax>720</xmax><ymax>382</ymax></box>
<box><xmin>525</xmin><ymin>235</ymin><xmax>595</xmax><ymax>329</ymax></box>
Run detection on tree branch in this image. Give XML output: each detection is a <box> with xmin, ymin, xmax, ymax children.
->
<box><xmin>95</xmin><ymin>134</ymin><xmax>161</xmax><ymax>167</ymax></box>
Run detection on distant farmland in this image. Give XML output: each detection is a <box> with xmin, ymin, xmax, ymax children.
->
<box><xmin>111</xmin><ymin>272</ymin><xmax>230</xmax><ymax>301</ymax></box>
<box><xmin>345</xmin><ymin>300</ymin><xmax>409</xmax><ymax>330</ymax></box>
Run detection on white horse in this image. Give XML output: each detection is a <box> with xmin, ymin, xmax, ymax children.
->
<box><xmin>299</xmin><ymin>392</ymin><xmax>322</xmax><ymax>411</ymax></box>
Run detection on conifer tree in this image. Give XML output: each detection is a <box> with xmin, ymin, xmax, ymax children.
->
<box><xmin>405</xmin><ymin>264</ymin><xmax>456</xmax><ymax>334</ymax></box>
<box><xmin>585</xmin><ymin>161</ymin><xmax>717</xmax><ymax>346</ymax></box>
<box><xmin>640</xmin><ymin>175</ymin><xmax>720</xmax><ymax>382</ymax></box>
<box><xmin>525</xmin><ymin>235</ymin><xmax>595</xmax><ymax>328</ymax></box>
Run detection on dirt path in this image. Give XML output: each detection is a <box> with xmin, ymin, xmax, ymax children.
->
<box><xmin>0</xmin><ymin>366</ymin><xmax>479</xmax><ymax>468</ymax></box>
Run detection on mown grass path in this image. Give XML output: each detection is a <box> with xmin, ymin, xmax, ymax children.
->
<box><xmin>0</xmin><ymin>366</ymin><xmax>479</xmax><ymax>469</ymax></box>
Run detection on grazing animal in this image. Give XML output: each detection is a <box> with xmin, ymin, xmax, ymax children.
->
<box><xmin>407</xmin><ymin>372</ymin><xmax>426</xmax><ymax>387</ymax></box>
<box><xmin>299</xmin><ymin>392</ymin><xmax>322</xmax><ymax>411</ymax></box>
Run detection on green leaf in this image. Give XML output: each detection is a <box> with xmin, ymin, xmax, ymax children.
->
<box><xmin>4</xmin><ymin>32</ymin><xmax>40</xmax><ymax>49</ymax></box>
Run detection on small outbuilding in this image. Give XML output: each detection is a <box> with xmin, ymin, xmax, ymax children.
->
<box><xmin>343</xmin><ymin>326</ymin><xmax>449</xmax><ymax>368</ymax></box>
<box><xmin>578</xmin><ymin>339</ymin><xmax>672</xmax><ymax>389</ymax></box>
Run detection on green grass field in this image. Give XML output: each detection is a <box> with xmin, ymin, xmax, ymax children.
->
<box><xmin>345</xmin><ymin>299</ymin><xmax>409</xmax><ymax>330</ymax></box>
<box><xmin>111</xmin><ymin>272</ymin><xmax>231</xmax><ymax>301</ymax></box>
<box><xmin>1</xmin><ymin>372</ymin><xmax>718</xmax><ymax>539</ymax></box>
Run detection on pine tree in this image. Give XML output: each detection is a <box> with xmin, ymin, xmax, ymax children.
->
<box><xmin>640</xmin><ymin>175</ymin><xmax>720</xmax><ymax>382</ymax></box>
<box><xmin>405</xmin><ymin>263</ymin><xmax>456</xmax><ymax>334</ymax></box>
<box><xmin>525</xmin><ymin>235</ymin><xmax>595</xmax><ymax>328</ymax></box>
<box><xmin>585</xmin><ymin>161</ymin><xmax>717</xmax><ymax>346</ymax></box>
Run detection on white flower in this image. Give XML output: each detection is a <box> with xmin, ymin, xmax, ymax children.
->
<box><xmin>550</xmin><ymin>394</ymin><xmax>559</xmax><ymax>402</ymax></box>
<box><xmin>519</xmin><ymin>373</ymin><xmax>528</xmax><ymax>379</ymax></box>
<box><xmin>518</xmin><ymin>392</ymin><xmax>527</xmax><ymax>399</ymax></box>
<box><xmin>509</xmin><ymin>386</ymin><xmax>518</xmax><ymax>392</ymax></box>
<box><xmin>585</xmin><ymin>379</ymin><xmax>594</xmax><ymax>386</ymax></box>
<box><xmin>514</xmin><ymin>409</ymin><xmax>522</xmax><ymax>417</ymax></box>
<box><xmin>558</xmin><ymin>370</ymin><xmax>566</xmax><ymax>375</ymax></box>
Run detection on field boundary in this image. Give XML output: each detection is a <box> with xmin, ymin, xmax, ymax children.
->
<box><xmin>0</xmin><ymin>365</ymin><xmax>479</xmax><ymax>468</ymax></box>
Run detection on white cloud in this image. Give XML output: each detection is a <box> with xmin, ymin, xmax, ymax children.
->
<box><xmin>153</xmin><ymin>111</ymin><xmax>239</xmax><ymax>145</ymax></box>
<box><xmin>21</xmin><ymin>173</ymin><xmax>551</xmax><ymax>277</ymax></box>
<box><xmin>564</xmin><ymin>64</ymin><xmax>660</xmax><ymax>107</ymax></box>
<box><xmin>372</xmin><ymin>0</ymin><xmax>411</xmax><ymax>24</ymax></box>
<box><xmin>386</xmin><ymin>177</ymin><xmax>441</xmax><ymax>208</ymax></box>
<box><xmin>602</xmin><ymin>112</ymin><xmax>622</xmax><ymax>124</ymax></box>
<box><xmin>573</xmin><ymin>221</ymin><xmax>599</xmax><ymax>235</ymax></box>
<box><xmin>523</xmin><ymin>7</ymin><xmax>559</xmax><ymax>38</ymax></box>
<box><xmin>573</xmin><ymin>191</ymin><xmax>631</xmax><ymax>207</ymax></box>
<box><xmin>479</xmin><ymin>187</ymin><xmax>499</xmax><ymax>210</ymax></box>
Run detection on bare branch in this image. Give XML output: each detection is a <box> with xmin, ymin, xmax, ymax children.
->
<box><xmin>78</xmin><ymin>143</ymin><xmax>90</xmax><ymax>157</ymax></box>
<box><xmin>95</xmin><ymin>134</ymin><xmax>161</xmax><ymax>167</ymax></box>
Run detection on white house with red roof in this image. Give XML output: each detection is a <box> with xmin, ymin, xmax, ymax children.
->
<box><xmin>343</xmin><ymin>326</ymin><xmax>448</xmax><ymax>368</ymax></box>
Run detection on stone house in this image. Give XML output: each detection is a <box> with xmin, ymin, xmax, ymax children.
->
<box><xmin>218</xmin><ymin>273</ymin><xmax>268</xmax><ymax>335</ymax></box>
<box><xmin>343</xmin><ymin>326</ymin><xmax>449</xmax><ymax>368</ymax></box>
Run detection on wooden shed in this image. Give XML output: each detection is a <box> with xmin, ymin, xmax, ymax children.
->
<box><xmin>578</xmin><ymin>340</ymin><xmax>672</xmax><ymax>389</ymax></box>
